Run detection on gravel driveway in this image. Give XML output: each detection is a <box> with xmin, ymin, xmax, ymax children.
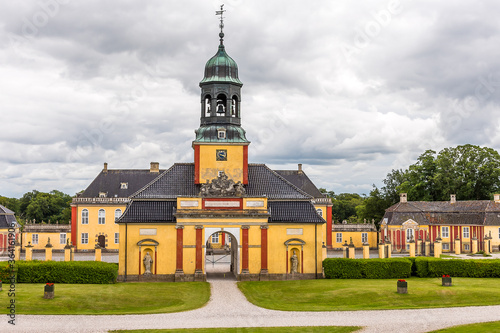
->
<box><xmin>3</xmin><ymin>275</ymin><xmax>500</xmax><ymax>333</ymax></box>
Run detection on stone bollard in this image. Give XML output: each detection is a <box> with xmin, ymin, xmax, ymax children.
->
<box><xmin>363</xmin><ymin>242</ymin><xmax>370</xmax><ymax>259</ymax></box>
<box><xmin>348</xmin><ymin>238</ymin><xmax>355</xmax><ymax>259</ymax></box>
<box><xmin>409</xmin><ymin>239</ymin><xmax>415</xmax><ymax>257</ymax></box>
<box><xmin>14</xmin><ymin>242</ymin><xmax>21</xmax><ymax>261</ymax></box>
<box><xmin>44</xmin><ymin>283</ymin><xmax>55</xmax><ymax>299</ymax></box>
<box><xmin>434</xmin><ymin>239</ymin><xmax>442</xmax><ymax>258</ymax></box>
<box><xmin>45</xmin><ymin>238</ymin><xmax>53</xmax><ymax>261</ymax></box>
<box><xmin>342</xmin><ymin>241</ymin><xmax>348</xmax><ymax>258</ymax></box>
<box><xmin>95</xmin><ymin>244</ymin><xmax>102</xmax><ymax>262</ymax></box>
<box><xmin>484</xmin><ymin>236</ymin><xmax>491</xmax><ymax>255</ymax></box>
<box><xmin>425</xmin><ymin>239</ymin><xmax>431</xmax><ymax>257</ymax></box>
<box><xmin>397</xmin><ymin>279</ymin><xmax>407</xmax><ymax>294</ymax></box>
<box><xmin>64</xmin><ymin>240</ymin><xmax>73</xmax><ymax>261</ymax></box>
<box><xmin>25</xmin><ymin>242</ymin><xmax>34</xmax><ymax>261</ymax></box>
<box><xmin>454</xmin><ymin>236</ymin><xmax>461</xmax><ymax>255</ymax></box>
<box><xmin>386</xmin><ymin>242</ymin><xmax>392</xmax><ymax>258</ymax></box>
<box><xmin>471</xmin><ymin>237</ymin><xmax>478</xmax><ymax>254</ymax></box>
<box><xmin>378</xmin><ymin>241</ymin><xmax>385</xmax><ymax>258</ymax></box>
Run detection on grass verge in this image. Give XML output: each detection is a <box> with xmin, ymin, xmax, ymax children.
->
<box><xmin>0</xmin><ymin>282</ymin><xmax>209</xmax><ymax>315</ymax></box>
<box><xmin>428</xmin><ymin>320</ymin><xmax>500</xmax><ymax>332</ymax></box>
<box><xmin>238</xmin><ymin>278</ymin><xmax>500</xmax><ymax>311</ymax></box>
<box><xmin>110</xmin><ymin>327</ymin><xmax>361</xmax><ymax>333</ymax></box>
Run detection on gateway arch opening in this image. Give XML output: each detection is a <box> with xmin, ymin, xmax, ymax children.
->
<box><xmin>205</xmin><ymin>231</ymin><xmax>238</xmax><ymax>279</ymax></box>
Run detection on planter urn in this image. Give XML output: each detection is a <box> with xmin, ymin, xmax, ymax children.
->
<box><xmin>442</xmin><ymin>276</ymin><xmax>452</xmax><ymax>287</ymax></box>
<box><xmin>397</xmin><ymin>280</ymin><xmax>407</xmax><ymax>294</ymax></box>
<box><xmin>44</xmin><ymin>284</ymin><xmax>55</xmax><ymax>299</ymax></box>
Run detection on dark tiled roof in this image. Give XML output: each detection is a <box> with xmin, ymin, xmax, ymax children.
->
<box><xmin>383</xmin><ymin>200</ymin><xmax>500</xmax><ymax>226</ymax></box>
<box><xmin>133</xmin><ymin>163</ymin><xmax>312</xmax><ymax>200</ymax></box>
<box><xmin>268</xmin><ymin>201</ymin><xmax>325</xmax><ymax>223</ymax></box>
<box><xmin>274</xmin><ymin>170</ymin><xmax>324</xmax><ymax>198</ymax></box>
<box><xmin>81</xmin><ymin>169</ymin><xmax>165</xmax><ymax>198</ymax></box>
<box><xmin>0</xmin><ymin>204</ymin><xmax>18</xmax><ymax>229</ymax></box>
<box><xmin>247</xmin><ymin>164</ymin><xmax>312</xmax><ymax>199</ymax></box>
<box><xmin>117</xmin><ymin>201</ymin><xmax>176</xmax><ymax>223</ymax></box>
<box><xmin>132</xmin><ymin>164</ymin><xmax>199</xmax><ymax>199</ymax></box>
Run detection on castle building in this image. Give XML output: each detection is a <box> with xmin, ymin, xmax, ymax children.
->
<box><xmin>109</xmin><ymin>15</ymin><xmax>332</xmax><ymax>281</ymax></box>
<box><xmin>381</xmin><ymin>193</ymin><xmax>500</xmax><ymax>253</ymax></box>
<box><xmin>0</xmin><ymin>204</ymin><xmax>19</xmax><ymax>255</ymax></box>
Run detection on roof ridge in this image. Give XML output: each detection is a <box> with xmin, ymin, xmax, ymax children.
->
<box><xmin>130</xmin><ymin>164</ymin><xmax>176</xmax><ymax>199</ymax></box>
<box><xmin>261</xmin><ymin>165</ymin><xmax>313</xmax><ymax>199</ymax></box>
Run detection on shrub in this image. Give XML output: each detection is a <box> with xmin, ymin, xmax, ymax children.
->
<box><xmin>427</xmin><ymin>259</ymin><xmax>500</xmax><ymax>278</ymax></box>
<box><xmin>15</xmin><ymin>261</ymin><xmax>118</xmax><ymax>284</ymax></box>
<box><xmin>323</xmin><ymin>258</ymin><xmax>411</xmax><ymax>279</ymax></box>
<box><xmin>0</xmin><ymin>263</ymin><xmax>12</xmax><ymax>282</ymax></box>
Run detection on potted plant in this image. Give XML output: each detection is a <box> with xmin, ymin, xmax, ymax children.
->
<box><xmin>442</xmin><ymin>274</ymin><xmax>452</xmax><ymax>286</ymax></box>
<box><xmin>44</xmin><ymin>283</ymin><xmax>55</xmax><ymax>299</ymax></box>
<box><xmin>397</xmin><ymin>279</ymin><xmax>407</xmax><ymax>294</ymax></box>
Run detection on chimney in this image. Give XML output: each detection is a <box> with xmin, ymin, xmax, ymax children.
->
<box><xmin>150</xmin><ymin>162</ymin><xmax>160</xmax><ymax>173</ymax></box>
<box><xmin>400</xmin><ymin>193</ymin><xmax>407</xmax><ymax>203</ymax></box>
<box><xmin>103</xmin><ymin>162</ymin><xmax>108</xmax><ymax>173</ymax></box>
<box><xmin>494</xmin><ymin>194</ymin><xmax>500</xmax><ymax>203</ymax></box>
<box><xmin>450</xmin><ymin>194</ymin><xmax>456</xmax><ymax>204</ymax></box>
<box><xmin>298</xmin><ymin>163</ymin><xmax>303</xmax><ymax>173</ymax></box>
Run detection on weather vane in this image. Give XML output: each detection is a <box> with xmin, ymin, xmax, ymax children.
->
<box><xmin>216</xmin><ymin>4</ymin><xmax>226</xmax><ymax>44</ymax></box>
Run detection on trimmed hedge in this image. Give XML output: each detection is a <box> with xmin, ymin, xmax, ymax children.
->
<box><xmin>14</xmin><ymin>261</ymin><xmax>118</xmax><ymax>284</ymax></box>
<box><xmin>323</xmin><ymin>258</ymin><xmax>411</xmax><ymax>279</ymax></box>
<box><xmin>323</xmin><ymin>257</ymin><xmax>500</xmax><ymax>279</ymax></box>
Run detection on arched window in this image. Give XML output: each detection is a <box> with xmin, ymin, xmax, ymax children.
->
<box><xmin>204</xmin><ymin>94</ymin><xmax>211</xmax><ymax>116</ymax></box>
<box><xmin>115</xmin><ymin>209</ymin><xmax>122</xmax><ymax>222</ymax></box>
<box><xmin>231</xmin><ymin>95</ymin><xmax>239</xmax><ymax>117</ymax></box>
<box><xmin>406</xmin><ymin>228</ymin><xmax>414</xmax><ymax>242</ymax></box>
<box><xmin>98</xmin><ymin>209</ymin><xmax>106</xmax><ymax>225</ymax></box>
<box><xmin>81</xmin><ymin>209</ymin><xmax>89</xmax><ymax>224</ymax></box>
<box><xmin>216</xmin><ymin>94</ymin><xmax>227</xmax><ymax>116</ymax></box>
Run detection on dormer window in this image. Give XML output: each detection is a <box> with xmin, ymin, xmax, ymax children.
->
<box><xmin>120</xmin><ymin>182</ymin><xmax>128</xmax><ymax>189</ymax></box>
<box><xmin>99</xmin><ymin>192</ymin><xmax>107</xmax><ymax>198</ymax></box>
<box><xmin>217</xmin><ymin>128</ymin><xmax>226</xmax><ymax>139</ymax></box>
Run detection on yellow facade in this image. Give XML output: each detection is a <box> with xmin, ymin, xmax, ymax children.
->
<box><xmin>22</xmin><ymin>224</ymin><xmax>70</xmax><ymax>251</ymax></box>
<box><xmin>76</xmin><ymin>204</ymin><xmax>125</xmax><ymax>250</ymax></box>
<box><xmin>197</xmin><ymin>144</ymin><xmax>247</xmax><ymax>183</ymax></box>
<box><xmin>332</xmin><ymin>230</ymin><xmax>378</xmax><ymax>248</ymax></box>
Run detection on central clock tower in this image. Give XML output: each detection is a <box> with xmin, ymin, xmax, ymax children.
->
<box><xmin>193</xmin><ymin>15</ymin><xmax>249</xmax><ymax>184</ymax></box>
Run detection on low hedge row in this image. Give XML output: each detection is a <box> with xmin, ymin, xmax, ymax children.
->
<box><xmin>323</xmin><ymin>257</ymin><xmax>500</xmax><ymax>279</ymax></box>
<box><xmin>13</xmin><ymin>261</ymin><xmax>118</xmax><ymax>284</ymax></box>
<box><xmin>323</xmin><ymin>258</ymin><xmax>411</xmax><ymax>279</ymax></box>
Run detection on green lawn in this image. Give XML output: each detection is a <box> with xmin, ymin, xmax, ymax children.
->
<box><xmin>110</xmin><ymin>327</ymin><xmax>360</xmax><ymax>333</ymax></box>
<box><xmin>428</xmin><ymin>321</ymin><xmax>500</xmax><ymax>332</ymax></box>
<box><xmin>238</xmin><ymin>278</ymin><xmax>500</xmax><ymax>311</ymax></box>
<box><xmin>0</xmin><ymin>282</ymin><xmax>210</xmax><ymax>315</ymax></box>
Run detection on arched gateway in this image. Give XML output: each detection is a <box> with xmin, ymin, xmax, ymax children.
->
<box><xmin>115</xmin><ymin>8</ymin><xmax>331</xmax><ymax>282</ymax></box>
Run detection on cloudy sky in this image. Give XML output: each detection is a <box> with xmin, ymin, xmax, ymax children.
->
<box><xmin>1</xmin><ymin>0</ymin><xmax>500</xmax><ymax>198</ymax></box>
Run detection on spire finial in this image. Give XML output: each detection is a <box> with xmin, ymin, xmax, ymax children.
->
<box><xmin>216</xmin><ymin>4</ymin><xmax>226</xmax><ymax>45</ymax></box>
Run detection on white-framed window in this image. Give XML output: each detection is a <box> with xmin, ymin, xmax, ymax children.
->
<box><xmin>212</xmin><ymin>233</ymin><xmax>219</xmax><ymax>243</ymax></box>
<box><xmin>81</xmin><ymin>233</ymin><xmax>88</xmax><ymax>244</ymax></box>
<box><xmin>120</xmin><ymin>182</ymin><xmax>128</xmax><ymax>189</ymax></box>
<box><xmin>99</xmin><ymin>192</ymin><xmax>107</xmax><ymax>198</ymax></box>
<box><xmin>60</xmin><ymin>233</ymin><xmax>66</xmax><ymax>245</ymax></box>
<box><xmin>218</xmin><ymin>130</ymin><xmax>226</xmax><ymax>139</ymax></box>
<box><xmin>115</xmin><ymin>209</ymin><xmax>122</xmax><ymax>222</ymax></box>
<box><xmin>32</xmin><ymin>234</ymin><xmax>38</xmax><ymax>245</ymax></box>
<box><xmin>218</xmin><ymin>171</ymin><xmax>224</xmax><ymax>177</ymax></box>
<box><xmin>316</xmin><ymin>208</ymin><xmax>323</xmax><ymax>217</ymax></box>
<box><xmin>442</xmin><ymin>243</ymin><xmax>450</xmax><ymax>250</ymax></box>
<box><xmin>406</xmin><ymin>228</ymin><xmax>414</xmax><ymax>242</ymax></box>
<box><xmin>362</xmin><ymin>232</ymin><xmax>368</xmax><ymax>243</ymax></box>
<box><xmin>336</xmin><ymin>232</ymin><xmax>342</xmax><ymax>243</ymax></box>
<box><xmin>441</xmin><ymin>226</ymin><xmax>449</xmax><ymax>238</ymax></box>
<box><xmin>114</xmin><ymin>233</ymin><xmax>119</xmax><ymax>244</ymax></box>
<box><xmin>81</xmin><ymin>209</ymin><xmax>89</xmax><ymax>224</ymax></box>
<box><xmin>464</xmin><ymin>244</ymin><xmax>470</xmax><ymax>251</ymax></box>
<box><xmin>463</xmin><ymin>227</ymin><xmax>469</xmax><ymax>238</ymax></box>
<box><xmin>98</xmin><ymin>209</ymin><xmax>105</xmax><ymax>224</ymax></box>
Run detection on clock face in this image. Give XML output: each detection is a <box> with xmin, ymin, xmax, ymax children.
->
<box><xmin>216</xmin><ymin>149</ymin><xmax>227</xmax><ymax>161</ymax></box>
